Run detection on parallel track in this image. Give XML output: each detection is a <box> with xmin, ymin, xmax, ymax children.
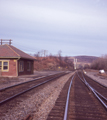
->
<box><xmin>0</xmin><ymin>72</ymin><xmax>66</xmax><ymax>92</ymax></box>
<box><xmin>0</xmin><ymin>72</ymin><xmax>67</xmax><ymax>105</ymax></box>
<box><xmin>47</xmin><ymin>71</ymin><xmax>107</xmax><ymax>120</ymax></box>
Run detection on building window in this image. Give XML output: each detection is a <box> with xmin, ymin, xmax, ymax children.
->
<box><xmin>19</xmin><ymin>61</ymin><xmax>24</xmax><ymax>72</ymax></box>
<box><xmin>0</xmin><ymin>61</ymin><xmax>9</xmax><ymax>71</ymax></box>
<box><xmin>27</xmin><ymin>62</ymin><xmax>31</xmax><ymax>71</ymax></box>
<box><xmin>3</xmin><ymin>62</ymin><xmax>8</xmax><ymax>70</ymax></box>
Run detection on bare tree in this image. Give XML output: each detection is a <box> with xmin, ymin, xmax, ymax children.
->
<box><xmin>34</xmin><ymin>51</ymin><xmax>41</xmax><ymax>58</ymax></box>
<box><xmin>43</xmin><ymin>50</ymin><xmax>48</xmax><ymax>57</ymax></box>
<box><xmin>57</xmin><ymin>50</ymin><xmax>62</xmax><ymax>66</ymax></box>
<box><xmin>91</xmin><ymin>55</ymin><xmax>107</xmax><ymax>70</ymax></box>
<box><xmin>58</xmin><ymin>50</ymin><xmax>62</xmax><ymax>57</ymax></box>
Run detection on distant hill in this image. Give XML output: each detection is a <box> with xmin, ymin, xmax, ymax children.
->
<box><xmin>68</xmin><ymin>55</ymin><xmax>99</xmax><ymax>69</ymax></box>
<box><xmin>73</xmin><ymin>56</ymin><xmax>99</xmax><ymax>63</ymax></box>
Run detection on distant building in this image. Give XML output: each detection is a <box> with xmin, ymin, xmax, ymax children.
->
<box><xmin>0</xmin><ymin>44</ymin><xmax>35</xmax><ymax>77</ymax></box>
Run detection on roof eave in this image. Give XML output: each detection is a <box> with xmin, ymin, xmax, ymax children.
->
<box><xmin>0</xmin><ymin>57</ymin><xmax>21</xmax><ymax>59</ymax></box>
<box><xmin>20</xmin><ymin>57</ymin><xmax>36</xmax><ymax>60</ymax></box>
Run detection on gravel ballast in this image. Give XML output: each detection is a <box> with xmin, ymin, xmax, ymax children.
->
<box><xmin>85</xmin><ymin>71</ymin><xmax>107</xmax><ymax>87</ymax></box>
<box><xmin>0</xmin><ymin>72</ymin><xmax>74</xmax><ymax>120</ymax></box>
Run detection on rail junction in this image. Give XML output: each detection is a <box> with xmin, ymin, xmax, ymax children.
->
<box><xmin>0</xmin><ymin>70</ymin><xmax>107</xmax><ymax>120</ymax></box>
<box><xmin>47</xmin><ymin>70</ymin><xmax>107</xmax><ymax>120</ymax></box>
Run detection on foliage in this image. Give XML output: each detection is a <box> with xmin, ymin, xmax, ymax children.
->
<box><xmin>34</xmin><ymin>50</ymin><xmax>74</xmax><ymax>71</ymax></box>
<box><xmin>91</xmin><ymin>55</ymin><xmax>107</xmax><ymax>70</ymax></box>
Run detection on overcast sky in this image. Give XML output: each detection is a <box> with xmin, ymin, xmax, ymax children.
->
<box><xmin>0</xmin><ymin>0</ymin><xmax>107</xmax><ymax>57</ymax></box>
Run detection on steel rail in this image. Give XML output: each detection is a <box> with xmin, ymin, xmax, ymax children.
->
<box><xmin>89</xmin><ymin>86</ymin><xmax>107</xmax><ymax>109</ymax></box>
<box><xmin>63</xmin><ymin>74</ymin><xmax>75</xmax><ymax>120</ymax></box>
<box><xmin>0</xmin><ymin>73</ymin><xmax>66</xmax><ymax>105</ymax></box>
<box><xmin>0</xmin><ymin>76</ymin><xmax>47</xmax><ymax>91</ymax></box>
<box><xmin>84</xmin><ymin>72</ymin><xmax>107</xmax><ymax>88</ymax></box>
<box><xmin>93</xmin><ymin>89</ymin><xmax>107</xmax><ymax>101</ymax></box>
<box><xmin>77</xmin><ymin>71</ymin><xmax>107</xmax><ymax>109</ymax></box>
<box><xmin>82</xmin><ymin>72</ymin><xmax>107</xmax><ymax>101</ymax></box>
<box><xmin>82</xmin><ymin>72</ymin><xmax>107</xmax><ymax>109</ymax></box>
<box><xmin>0</xmin><ymin>72</ymin><xmax>65</xmax><ymax>92</ymax></box>
<box><xmin>77</xmin><ymin>72</ymin><xmax>85</xmax><ymax>83</ymax></box>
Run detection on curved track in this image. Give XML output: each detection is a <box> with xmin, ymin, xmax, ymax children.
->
<box><xmin>47</xmin><ymin>71</ymin><xmax>107</xmax><ymax>120</ymax></box>
<box><xmin>77</xmin><ymin>71</ymin><xmax>107</xmax><ymax>109</ymax></box>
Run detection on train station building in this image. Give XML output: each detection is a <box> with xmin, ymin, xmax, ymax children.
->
<box><xmin>0</xmin><ymin>41</ymin><xmax>35</xmax><ymax>77</ymax></box>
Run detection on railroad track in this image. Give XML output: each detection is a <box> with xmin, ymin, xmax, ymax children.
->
<box><xmin>47</xmin><ymin>71</ymin><xmax>107</xmax><ymax>120</ymax></box>
<box><xmin>78</xmin><ymin>71</ymin><xmax>107</xmax><ymax>108</ymax></box>
<box><xmin>0</xmin><ymin>72</ymin><xmax>67</xmax><ymax>105</ymax></box>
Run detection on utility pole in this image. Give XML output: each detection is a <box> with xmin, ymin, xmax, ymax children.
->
<box><xmin>74</xmin><ymin>58</ymin><xmax>77</xmax><ymax>70</ymax></box>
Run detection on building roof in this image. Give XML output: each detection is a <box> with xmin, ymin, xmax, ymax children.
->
<box><xmin>0</xmin><ymin>44</ymin><xmax>35</xmax><ymax>60</ymax></box>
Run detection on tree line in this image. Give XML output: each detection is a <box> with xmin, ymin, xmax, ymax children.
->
<box><xmin>91</xmin><ymin>55</ymin><xmax>107</xmax><ymax>70</ymax></box>
<box><xmin>34</xmin><ymin>50</ymin><xmax>74</xmax><ymax>71</ymax></box>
